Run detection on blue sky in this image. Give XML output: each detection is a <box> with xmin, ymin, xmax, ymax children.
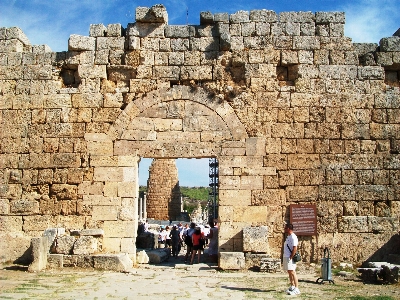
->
<box><xmin>1</xmin><ymin>0</ymin><xmax>399</xmax><ymax>52</ymax></box>
<box><xmin>1</xmin><ymin>0</ymin><xmax>399</xmax><ymax>186</ymax></box>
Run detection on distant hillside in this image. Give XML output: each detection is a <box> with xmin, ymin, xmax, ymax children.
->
<box><xmin>139</xmin><ymin>186</ymin><xmax>210</xmax><ymax>214</ymax></box>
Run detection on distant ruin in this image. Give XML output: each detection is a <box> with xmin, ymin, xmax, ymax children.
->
<box><xmin>146</xmin><ymin>158</ymin><xmax>181</xmax><ymax>221</ymax></box>
<box><xmin>0</xmin><ymin>4</ymin><xmax>399</xmax><ymax>269</ymax></box>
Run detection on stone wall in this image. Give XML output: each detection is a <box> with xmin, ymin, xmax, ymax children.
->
<box><xmin>146</xmin><ymin>158</ymin><xmax>181</xmax><ymax>220</ymax></box>
<box><xmin>0</xmin><ymin>4</ymin><xmax>399</xmax><ymax>266</ymax></box>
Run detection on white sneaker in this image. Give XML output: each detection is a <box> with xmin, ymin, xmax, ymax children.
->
<box><xmin>285</xmin><ymin>286</ymin><xmax>295</xmax><ymax>293</ymax></box>
<box><xmin>289</xmin><ymin>287</ymin><xmax>300</xmax><ymax>295</ymax></box>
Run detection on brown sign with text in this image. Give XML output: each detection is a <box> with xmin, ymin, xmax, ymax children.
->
<box><xmin>289</xmin><ymin>204</ymin><xmax>317</xmax><ymax>236</ymax></box>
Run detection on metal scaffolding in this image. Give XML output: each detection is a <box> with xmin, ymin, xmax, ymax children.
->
<box><xmin>208</xmin><ymin>158</ymin><xmax>219</xmax><ymax>222</ymax></box>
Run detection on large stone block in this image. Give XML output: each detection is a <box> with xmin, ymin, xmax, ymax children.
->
<box><xmin>380</xmin><ymin>37</ymin><xmax>400</xmax><ymax>52</ymax></box>
<box><xmin>92</xmin><ymin>205</ymin><xmax>118</xmax><ymax>221</ymax></box>
<box><xmin>219</xmin><ymin>252</ymin><xmax>245</xmax><ymax>270</ymax></box>
<box><xmin>5</xmin><ymin>27</ymin><xmax>30</xmax><ymax>45</ymax></box>
<box><xmin>103</xmin><ymin>220</ymin><xmax>136</xmax><ymax>238</ymax></box>
<box><xmin>68</xmin><ymin>34</ymin><xmax>95</xmax><ymax>51</ymax></box>
<box><xmin>93</xmin><ymin>253</ymin><xmax>133</xmax><ymax>271</ymax></box>
<box><xmin>219</xmin><ymin>189</ymin><xmax>251</xmax><ymax>206</ymax></box>
<box><xmin>54</xmin><ymin>236</ymin><xmax>76</xmax><ymax>254</ymax></box>
<box><xmin>73</xmin><ymin>236</ymin><xmax>98</xmax><ymax>255</ymax></box>
<box><xmin>243</xmin><ymin>226</ymin><xmax>269</xmax><ymax>253</ymax></box>
<box><xmin>28</xmin><ymin>237</ymin><xmax>48</xmax><ymax>272</ymax></box>
<box><xmin>135</xmin><ymin>4</ymin><xmax>168</xmax><ymax>23</ymax></box>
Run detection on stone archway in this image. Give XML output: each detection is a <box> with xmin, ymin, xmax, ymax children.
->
<box><xmin>101</xmin><ymin>84</ymin><xmax>249</xmax><ymax>261</ymax></box>
<box><xmin>108</xmin><ymin>85</ymin><xmax>248</xmax><ymax>158</ymax></box>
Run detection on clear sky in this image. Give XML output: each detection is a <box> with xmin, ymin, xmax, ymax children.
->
<box><xmin>1</xmin><ymin>0</ymin><xmax>398</xmax><ymax>187</ymax></box>
<box><xmin>1</xmin><ymin>0</ymin><xmax>399</xmax><ymax>52</ymax></box>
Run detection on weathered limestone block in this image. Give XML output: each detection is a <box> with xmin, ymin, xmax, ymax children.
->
<box><xmin>380</xmin><ymin>37</ymin><xmax>400</xmax><ymax>52</ymax></box>
<box><xmin>54</xmin><ymin>236</ymin><xmax>76</xmax><ymax>254</ymax></box>
<box><xmin>214</xmin><ymin>12</ymin><xmax>229</xmax><ymax>22</ymax></box>
<box><xmin>78</xmin><ymin>229</ymin><xmax>104</xmax><ymax>236</ymax></box>
<box><xmin>219</xmin><ymin>252</ymin><xmax>245</xmax><ymax>270</ymax></box>
<box><xmin>43</xmin><ymin>228</ymin><xmax>65</xmax><ymax>248</ymax></box>
<box><xmin>68</xmin><ymin>34</ymin><xmax>95</xmax><ymax>51</ymax></box>
<box><xmin>96</xmin><ymin>37</ymin><xmax>125</xmax><ymax>50</ymax></box>
<box><xmin>23</xmin><ymin>215</ymin><xmax>52</xmax><ymax>231</ymax></box>
<box><xmin>107</xmin><ymin>24</ymin><xmax>123</xmax><ymax>37</ymax></box>
<box><xmin>28</xmin><ymin>237</ymin><xmax>48</xmax><ymax>272</ymax></box>
<box><xmin>252</xmin><ymin>189</ymin><xmax>285</xmax><ymax>206</ymax></box>
<box><xmin>103</xmin><ymin>220</ymin><xmax>136</xmax><ymax>238</ymax></box>
<box><xmin>83</xmin><ymin>195</ymin><xmax>121</xmax><ymax>206</ymax></box>
<box><xmin>243</xmin><ymin>226</ymin><xmax>269</xmax><ymax>253</ymax></box>
<box><xmin>0</xmin><ymin>216</ymin><xmax>23</xmax><ymax>231</ymax></box>
<box><xmin>73</xmin><ymin>236</ymin><xmax>97</xmax><ymax>255</ymax></box>
<box><xmin>200</xmin><ymin>11</ymin><xmax>213</xmax><ymax>24</ymax></box>
<box><xmin>87</xmin><ymin>140</ymin><xmax>113</xmax><ymax>156</ymax></box>
<box><xmin>92</xmin><ymin>205</ymin><xmax>118</xmax><ymax>221</ymax></box>
<box><xmin>219</xmin><ymin>189</ymin><xmax>251</xmax><ymax>206</ymax></box>
<box><xmin>89</xmin><ymin>24</ymin><xmax>106</xmax><ymax>37</ymax></box>
<box><xmin>233</xmin><ymin>206</ymin><xmax>268</xmax><ymax>223</ymax></box>
<box><xmin>0</xmin><ymin>199</ymin><xmax>10</xmax><ymax>214</ymax></box>
<box><xmin>315</xmin><ymin>12</ymin><xmax>345</xmax><ymax>24</ymax></box>
<box><xmin>136</xmin><ymin>250</ymin><xmax>150</xmax><ymax>264</ymax></box>
<box><xmin>136</xmin><ymin>5</ymin><xmax>168</xmax><ymax>23</ymax></box>
<box><xmin>230</xmin><ymin>10</ymin><xmax>250</xmax><ymax>23</ymax></box>
<box><xmin>103</xmin><ymin>237</ymin><xmax>121</xmax><ymax>253</ymax></box>
<box><xmin>146</xmin><ymin>248</ymin><xmax>170</xmax><ymax>263</ymax></box>
<box><xmin>338</xmin><ymin>216</ymin><xmax>368</xmax><ymax>233</ymax></box>
<box><xmin>47</xmin><ymin>254</ymin><xmax>63</xmax><ymax>268</ymax></box>
<box><xmin>368</xmin><ymin>216</ymin><xmax>398</xmax><ymax>233</ymax></box>
<box><xmin>10</xmin><ymin>199</ymin><xmax>39</xmax><ymax>214</ymax></box>
<box><xmin>93</xmin><ymin>167</ymin><xmax>124</xmax><ymax>182</ymax></box>
<box><xmin>77</xmin><ymin>64</ymin><xmax>106</xmax><ymax>79</ymax></box>
<box><xmin>121</xmin><ymin>238</ymin><xmax>136</xmax><ymax>253</ymax></box>
<box><xmin>50</xmin><ymin>184</ymin><xmax>78</xmax><ymax>200</ymax></box>
<box><xmin>259</xmin><ymin>257</ymin><xmax>281</xmax><ymax>272</ymax></box>
<box><xmin>93</xmin><ymin>253</ymin><xmax>133</xmax><ymax>271</ymax></box>
<box><xmin>358</xmin><ymin>66</ymin><xmax>385</xmax><ymax>80</ymax></box>
<box><xmin>165</xmin><ymin>25</ymin><xmax>195</xmax><ymax>38</ymax></box>
<box><xmin>0</xmin><ymin>39</ymin><xmax>24</xmax><ymax>52</ymax></box>
<box><xmin>250</xmin><ymin>9</ymin><xmax>277</xmax><ymax>22</ymax></box>
<box><xmin>78</xmin><ymin>181</ymin><xmax>104</xmax><ymax>195</ymax></box>
<box><xmin>5</xmin><ymin>27</ymin><xmax>31</xmax><ymax>45</ymax></box>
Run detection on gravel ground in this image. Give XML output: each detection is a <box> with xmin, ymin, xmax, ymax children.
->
<box><xmin>0</xmin><ymin>255</ymin><xmax>399</xmax><ymax>300</ymax></box>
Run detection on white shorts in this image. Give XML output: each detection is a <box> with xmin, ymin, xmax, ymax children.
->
<box><xmin>283</xmin><ymin>257</ymin><xmax>297</xmax><ymax>271</ymax></box>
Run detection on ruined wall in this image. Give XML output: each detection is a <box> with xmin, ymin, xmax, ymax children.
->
<box><xmin>0</xmin><ymin>4</ymin><xmax>399</xmax><ymax>266</ymax></box>
<box><xmin>146</xmin><ymin>158</ymin><xmax>181</xmax><ymax>220</ymax></box>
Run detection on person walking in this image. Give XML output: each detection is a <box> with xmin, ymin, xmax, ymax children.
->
<box><xmin>184</xmin><ymin>223</ymin><xmax>195</xmax><ymax>263</ymax></box>
<box><xmin>165</xmin><ymin>226</ymin><xmax>171</xmax><ymax>248</ymax></box>
<box><xmin>190</xmin><ymin>226</ymin><xmax>204</xmax><ymax>264</ymax></box>
<box><xmin>170</xmin><ymin>225</ymin><xmax>181</xmax><ymax>257</ymax></box>
<box><xmin>283</xmin><ymin>223</ymin><xmax>300</xmax><ymax>295</ymax></box>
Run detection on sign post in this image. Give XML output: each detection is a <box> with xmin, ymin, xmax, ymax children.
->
<box><xmin>289</xmin><ymin>204</ymin><xmax>317</xmax><ymax>236</ymax></box>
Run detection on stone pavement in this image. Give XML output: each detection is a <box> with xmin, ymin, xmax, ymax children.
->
<box><xmin>1</xmin><ymin>252</ymin><xmax>399</xmax><ymax>299</ymax></box>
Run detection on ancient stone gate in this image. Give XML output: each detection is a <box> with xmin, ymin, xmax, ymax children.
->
<box><xmin>1</xmin><ymin>4</ymin><xmax>399</xmax><ymax>267</ymax></box>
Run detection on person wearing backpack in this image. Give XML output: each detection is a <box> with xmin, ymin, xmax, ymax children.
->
<box><xmin>190</xmin><ymin>226</ymin><xmax>205</xmax><ymax>264</ymax></box>
<box><xmin>184</xmin><ymin>223</ymin><xmax>195</xmax><ymax>263</ymax></box>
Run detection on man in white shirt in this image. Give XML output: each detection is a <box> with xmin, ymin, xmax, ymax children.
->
<box><xmin>283</xmin><ymin>223</ymin><xmax>300</xmax><ymax>295</ymax></box>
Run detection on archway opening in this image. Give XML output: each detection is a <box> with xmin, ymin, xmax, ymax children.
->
<box><xmin>137</xmin><ymin>157</ymin><xmax>217</xmax><ymax>224</ymax></box>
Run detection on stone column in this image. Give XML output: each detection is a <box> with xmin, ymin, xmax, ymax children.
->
<box><xmin>143</xmin><ymin>193</ymin><xmax>147</xmax><ymax>219</ymax></box>
<box><xmin>139</xmin><ymin>197</ymin><xmax>143</xmax><ymax>220</ymax></box>
<box><xmin>146</xmin><ymin>159</ymin><xmax>180</xmax><ymax>221</ymax></box>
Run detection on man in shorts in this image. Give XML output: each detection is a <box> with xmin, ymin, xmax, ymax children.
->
<box><xmin>283</xmin><ymin>223</ymin><xmax>300</xmax><ymax>295</ymax></box>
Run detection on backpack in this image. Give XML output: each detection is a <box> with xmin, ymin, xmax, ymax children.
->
<box><xmin>184</xmin><ymin>234</ymin><xmax>192</xmax><ymax>246</ymax></box>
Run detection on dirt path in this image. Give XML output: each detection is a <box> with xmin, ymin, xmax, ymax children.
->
<box><xmin>1</xmin><ymin>258</ymin><xmax>399</xmax><ymax>299</ymax></box>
